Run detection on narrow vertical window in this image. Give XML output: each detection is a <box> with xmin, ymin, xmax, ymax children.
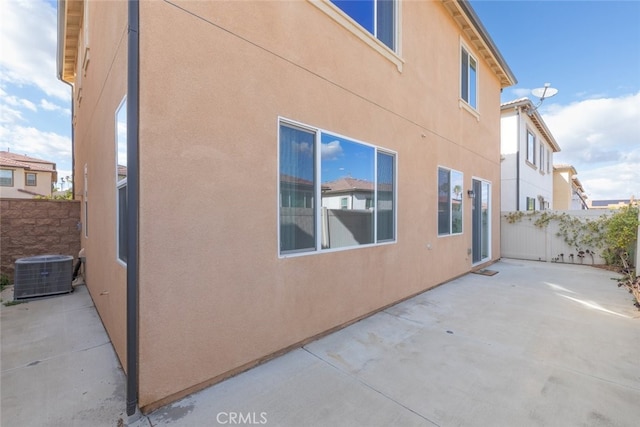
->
<box><xmin>376</xmin><ymin>151</ymin><xmax>395</xmax><ymax>241</ymax></box>
<box><xmin>84</xmin><ymin>163</ymin><xmax>89</xmax><ymax>238</ymax></box>
<box><xmin>116</xmin><ymin>97</ymin><xmax>127</xmax><ymax>264</ymax></box>
<box><xmin>461</xmin><ymin>47</ymin><xmax>477</xmax><ymax>109</ymax></box>
<box><xmin>279</xmin><ymin>124</ymin><xmax>316</xmax><ymax>254</ymax></box>
<box><xmin>438</xmin><ymin>167</ymin><xmax>463</xmax><ymax>236</ymax></box>
<box><xmin>526</xmin><ymin>130</ymin><xmax>536</xmax><ymax>165</ymax></box>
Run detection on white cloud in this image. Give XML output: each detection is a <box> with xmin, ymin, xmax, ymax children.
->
<box><xmin>0</xmin><ymin>0</ymin><xmax>70</xmax><ymax>101</ymax></box>
<box><xmin>321</xmin><ymin>140</ymin><xmax>343</xmax><ymax>161</ymax></box>
<box><xmin>0</xmin><ymin>124</ymin><xmax>72</xmax><ymax>169</ymax></box>
<box><xmin>0</xmin><ymin>104</ymin><xmax>25</xmax><ymax>124</ymax></box>
<box><xmin>543</xmin><ymin>92</ymin><xmax>640</xmax><ymax>200</ymax></box>
<box><xmin>40</xmin><ymin>98</ymin><xmax>70</xmax><ymax>115</ymax></box>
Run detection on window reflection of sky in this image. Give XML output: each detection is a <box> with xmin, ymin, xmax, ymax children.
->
<box><xmin>321</xmin><ymin>133</ymin><xmax>374</xmax><ymax>183</ymax></box>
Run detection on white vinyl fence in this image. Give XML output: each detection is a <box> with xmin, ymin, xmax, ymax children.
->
<box><xmin>500</xmin><ymin>210</ymin><xmax>615</xmax><ymax>265</ymax></box>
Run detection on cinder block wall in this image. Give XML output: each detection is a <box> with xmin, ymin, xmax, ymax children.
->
<box><xmin>0</xmin><ymin>198</ymin><xmax>81</xmax><ymax>280</ymax></box>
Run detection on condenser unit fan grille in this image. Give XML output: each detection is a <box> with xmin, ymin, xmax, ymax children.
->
<box><xmin>14</xmin><ymin>255</ymin><xmax>74</xmax><ymax>300</ymax></box>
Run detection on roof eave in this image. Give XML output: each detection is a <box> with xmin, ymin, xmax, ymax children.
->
<box><xmin>443</xmin><ymin>0</ymin><xmax>517</xmax><ymax>88</ymax></box>
<box><xmin>57</xmin><ymin>0</ymin><xmax>83</xmax><ymax>83</ymax></box>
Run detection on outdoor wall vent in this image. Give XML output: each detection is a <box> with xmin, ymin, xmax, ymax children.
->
<box><xmin>13</xmin><ymin>255</ymin><xmax>74</xmax><ymax>300</ymax></box>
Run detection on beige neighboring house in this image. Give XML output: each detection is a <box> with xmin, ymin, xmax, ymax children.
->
<box><xmin>0</xmin><ymin>151</ymin><xmax>57</xmax><ymax>199</ymax></box>
<box><xmin>553</xmin><ymin>164</ymin><xmax>588</xmax><ymax>210</ymax></box>
<box><xmin>589</xmin><ymin>198</ymin><xmax>635</xmax><ymax>209</ymax></box>
<box><xmin>58</xmin><ymin>0</ymin><xmax>516</xmax><ymax>414</ymax></box>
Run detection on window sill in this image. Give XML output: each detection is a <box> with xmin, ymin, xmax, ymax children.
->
<box><xmin>309</xmin><ymin>0</ymin><xmax>404</xmax><ymax>72</ymax></box>
<box><xmin>525</xmin><ymin>160</ymin><xmax>537</xmax><ymax>170</ymax></box>
<box><xmin>459</xmin><ymin>100</ymin><xmax>479</xmax><ymax>121</ymax></box>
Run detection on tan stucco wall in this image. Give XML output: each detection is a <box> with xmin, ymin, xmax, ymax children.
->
<box><xmin>134</xmin><ymin>0</ymin><xmax>504</xmax><ymax>410</ymax></box>
<box><xmin>553</xmin><ymin>170</ymin><xmax>572</xmax><ymax>210</ymax></box>
<box><xmin>70</xmin><ymin>0</ymin><xmax>129</xmax><ymax>369</ymax></box>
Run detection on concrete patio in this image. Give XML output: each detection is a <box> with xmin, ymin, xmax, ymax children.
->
<box><xmin>2</xmin><ymin>259</ymin><xmax>639</xmax><ymax>426</ymax></box>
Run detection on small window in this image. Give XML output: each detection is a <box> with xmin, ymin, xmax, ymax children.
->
<box><xmin>340</xmin><ymin>197</ymin><xmax>349</xmax><ymax>209</ymax></box>
<box><xmin>526</xmin><ymin>197</ymin><xmax>536</xmax><ymax>211</ymax></box>
<box><xmin>526</xmin><ymin>130</ymin><xmax>536</xmax><ymax>165</ymax></box>
<box><xmin>546</xmin><ymin>149</ymin><xmax>551</xmax><ymax>172</ymax></box>
<box><xmin>331</xmin><ymin>0</ymin><xmax>396</xmax><ymax>50</ymax></box>
<box><xmin>25</xmin><ymin>173</ymin><xmax>37</xmax><ymax>186</ymax></box>
<box><xmin>461</xmin><ymin>46</ymin><xmax>477</xmax><ymax>109</ymax></box>
<box><xmin>438</xmin><ymin>167</ymin><xmax>463</xmax><ymax>236</ymax></box>
<box><xmin>539</xmin><ymin>145</ymin><xmax>544</xmax><ymax>172</ymax></box>
<box><xmin>0</xmin><ymin>169</ymin><xmax>13</xmax><ymax>186</ymax></box>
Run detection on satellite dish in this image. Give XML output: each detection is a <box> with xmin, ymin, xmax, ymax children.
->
<box><xmin>528</xmin><ymin>83</ymin><xmax>558</xmax><ymax>115</ymax></box>
<box><xmin>531</xmin><ymin>83</ymin><xmax>558</xmax><ymax>101</ymax></box>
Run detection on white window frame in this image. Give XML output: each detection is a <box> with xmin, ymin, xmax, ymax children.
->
<box><xmin>460</xmin><ymin>43</ymin><xmax>478</xmax><ymax>112</ymax></box>
<box><xmin>278</xmin><ymin>117</ymin><xmax>397</xmax><ymax>258</ymax></box>
<box><xmin>310</xmin><ymin>0</ymin><xmax>404</xmax><ymax>71</ymax></box>
<box><xmin>116</xmin><ymin>97</ymin><xmax>127</xmax><ymax>266</ymax></box>
<box><xmin>526</xmin><ymin>129</ymin><xmax>536</xmax><ymax>166</ymax></box>
<box><xmin>437</xmin><ymin>166</ymin><xmax>464</xmax><ymax>237</ymax></box>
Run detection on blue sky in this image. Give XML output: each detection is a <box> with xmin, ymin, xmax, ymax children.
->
<box><xmin>470</xmin><ymin>0</ymin><xmax>640</xmax><ymax>200</ymax></box>
<box><xmin>1</xmin><ymin>0</ymin><xmax>638</xmax><ymax>200</ymax></box>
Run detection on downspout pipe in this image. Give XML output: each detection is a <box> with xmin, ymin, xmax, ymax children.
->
<box><xmin>56</xmin><ymin>0</ymin><xmax>75</xmax><ymax>198</ymax></box>
<box><xmin>126</xmin><ymin>0</ymin><xmax>140</xmax><ymax>417</ymax></box>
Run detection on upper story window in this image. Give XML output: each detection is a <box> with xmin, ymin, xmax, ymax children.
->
<box><xmin>539</xmin><ymin>145</ymin><xmax>545</xmax><ymax>172</ymax></box>
<box><xmin>460</xmin><ymin>46</ymin><xmax>477</xmax><ymax>109</ymax></box>
<box><xmin>279</xmin><ymin>120</ymin><xmax>396</xmax><ymax>256</ymax></box>
<box><xmin>438</xmin><ymin>167</ymin><xmax>463</xmax><ymax>236</ymax></box>
<box><xmin>25</xmin><ymin>172</ymin><xmax>37</xmax><ymax>186</ymax></box>
<box><xmin>526</xmin><ymin>130</ymin><xmax>536</xmax><ymax>166</ymax></box>
<box><xmin>331</xmin><ymin>0</ymin><xmax>396</xmax><ymax>50</ymax></box>
<box><xmin>0</xmin><ymin>169</ymin><xmax>13</xmax><ymax>186</ymax></box>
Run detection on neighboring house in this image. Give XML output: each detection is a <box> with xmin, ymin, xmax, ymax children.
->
<box><xmin>0</xmin><ymin>151</ymin><xmax>57</xmax><ymax>199</ymax></box>
<box><xmin>58</xmin><ymin>0</ymin><xmax>516</xmax><ymax>414</ymax></box>
<box><xmin>553</xmin><ymin>164</ymin><xmax>589</xmax><ymax>210</ymax></box>
<box><xmin>589</xmin><ymin>198</ymin><xmax>634</xmax><ymax>209</ymax></box>
<box><xmin>500</xmin><ymin>98</ymin><xmax>561</xmax><ymax>211</ymax></box>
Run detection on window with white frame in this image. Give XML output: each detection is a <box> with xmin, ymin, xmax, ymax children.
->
<box><xmin>438</xmin><ymin>167</ymin><xmax>463</xmax><ymax>236</ymax></box>
<box><xmin>0</xmin><ymin>169</ymin><xmax>13</xmax><ymax>186</ymax></box>
<box><xmin>279</xmin><ymin>120</ymin><xmax>396</xmax><ymax>255</ymax></box>
<box><xmin>546</xmin><ymin>148</ymin><xmax>551</xmax><ymax>172</ymax></box>
<box><xmin>539</xmin><ymin>145</ymin><xmax>544</xmax><ymax>172</ymax></box>
<box><xmin>116</xmin><ymin>97</ymin><xmax>127</xmax><ymax>264</ymax></box>
<box><xmin>460</xmin><ymin>46</ymin><xmax>477</xmax><ymax>109</ymax></box>
<box><xmin>331</xmin><ymin>0</ymin><xmax>396</xmax><ymax>50</ymax></box>
<box><xmin>25</xmin><ymin>172</ymin><xmax>37</xmax><ymax>186</ymax></box>
<box><xmin>526</xmin><ymin>196</ymin><xmax>536</xmax><ymax>211</ymax></box>
<box><xmin>84</xmin><ymin>164</ymin><xmax>88</xmax><ymax>238</ymax></box>
<box><xmin>526</xmin><ymin>130</ymin><xmax>536</xmax><ymax>165</ymax></box>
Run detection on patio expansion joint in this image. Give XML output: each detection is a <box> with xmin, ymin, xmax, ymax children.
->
<box><xmin>1</xmin><ymin>340</ymin><xmax>113</xmax><ymax>375</ymax></box>
<box><xmin>546</xmin><ymin>362</ymin><xmax>640</xmax><ymax>393</ymax></box>
<box><xmin>301</xmin><ymin>346</ymin><xmax>441</xmax><ymax>427</ymax></box>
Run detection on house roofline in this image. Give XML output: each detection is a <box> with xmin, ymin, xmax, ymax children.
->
<box><xmin>444</xmin><ymin>0</ymin><xmax>517</xmax><ymax>88</ymax></box>
<box><xmin>502</xmin><ymin>98</ymin><xmax>561</xmax><ymax>152</ymax></box>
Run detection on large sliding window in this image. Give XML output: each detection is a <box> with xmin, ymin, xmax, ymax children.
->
<box><xmin>279</xmin><ymin>120</ymin><xmax>396</xmax><ymax>256</ymax></box>
<box><xmin>116</xmin><ymin>97</ymin><xmax>127</xmax><ymax>264</ymax></box>
<box><xmin>461</xmin><ymin>46</ymin><xmax>477</xmax><ymax>109</ymax></box>
<box><xmin>438</xmin><ymin>167</ymin><xmax>463</xmax><ymax>236</ymax></box>
<box><xmin>331</xmin><ymin>0</ymin><xmax>396</xmax><ymax>50</ymax></box>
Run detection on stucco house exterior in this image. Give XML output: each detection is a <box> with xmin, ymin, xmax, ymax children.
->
<box><xmin>58</xmin><ymin>0</ymin><xmax>515</xmax><ymax>414</ymax></box>
<box><xmin>0</xmin><ymin>151</ymin><xmax>57</xmax><ymax>199</ymax></box>
<box><xmin>553</xmin><ymin>164</ymin><xmax>589</xmax><ymax>210</ymax></box>
<box><xmin>500</xmin><ymin>98</ymin><xmax>561</xmax><ymax>211</ymax></box>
